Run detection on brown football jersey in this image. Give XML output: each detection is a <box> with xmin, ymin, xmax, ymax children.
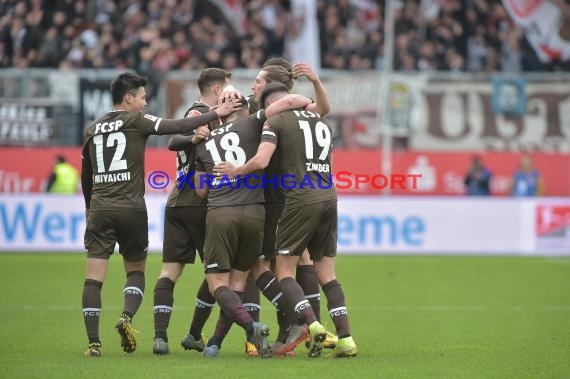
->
<box><xmin>82</xmin><ymin>111</ymin><xmax>162</xmax><ymax>210</ymax></box>
<box><xmin>195</xmin><ymin>110</ymin><xmax>267</xmax><ymax>208</ymax></box>
<box><xmin>165</xmin><ymin>102</ymin><xmax>211</xmax><ymax>208</ymax></box>
<box><xmin>263</xmin><ymin>152</ymin><xmax>284</xmax><ymax>203</ymax></box>
<box><xmin>261</xmin><ymin>109</ymin><xmax>337</xmax><ymax>207</ymax></box>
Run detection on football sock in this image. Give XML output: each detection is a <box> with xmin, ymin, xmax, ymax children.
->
<box><xmin>214</xmin><ymin>286</ymin><xmax>254</xmax><ymax>337</ymax></box>
<box><xmin>243</xmin><ymin>278</ymin><xmax>261</xmax><ymax>322</ymax></box>
<box><xmin>82</xmin><ymin>279</ymin><xmax>102</xmax><ymax>344</ymax></box>
<box><xmin>153</xmin><ymin>277</ymin><xmax>175</xmax><ymax>341</ymax></box>
<box><xmin>256</xmin><ymin>270</ymin><xmax>283</xmax><ymax>310</ymax></box>
<box><xmin>280</xmin><ymin>277</ymin><xmax>317</xmax><ymax>325</ymax></box>
<box><xmin>189</xmin><ymin>279</ymin><xmax>215</xmax><ymax>341</ymax></box>
<box><xmin>275</xmin><ymin>309</ymin><xmax>292</xmax><ymax>343</ymax></box>
<box><xmin>123</xmin><ymin>271</ymin><xmax>145</xmax><ymax>319</ymax></box>
<box><xmin>296</xmin><ymin>265</ymin><xmax>321</xmax><ymax>321</ymax></box>
<box><xmin>322</xmin><ymin>279</ymin><xmax>350</xmax><ymax>337</ymax></box>
<box><xmin>208</xmin><ymin>309</ymin><xmax>233</xmax><ymax>348</ymax></box>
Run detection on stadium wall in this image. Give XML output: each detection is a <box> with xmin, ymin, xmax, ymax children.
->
<box><xmin>1</xmin><ymin>194</ymin><xmax>568</xmax><ymax>255</ymax></box>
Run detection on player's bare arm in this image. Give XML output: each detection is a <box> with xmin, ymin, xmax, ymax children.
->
<box><xmin>293</xmin><ymin>62</ymin><xmax>330</xmax><ymax>116</ymax></box>
<box><xmin>214</xmin><ymin>141</ymin><xmax>276</xmax><ymax>179</ymax></box>
<box><xmin>265</xmin><ymin>94</ymin><xmax>312</xmax><ymax>117</ymax></box>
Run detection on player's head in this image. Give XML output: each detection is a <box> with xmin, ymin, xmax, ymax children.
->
<box><xmin>110</xmin><ymin>72</ymin><xmax>148</xmax><ymax>112</ymax></box>
<box><xmin>55</xmin><ymin>155</ymin><xmax>66</xmax><ymax>164</ymax></box>
<box><xmin>197</xmin><ymin>68</ymin><xmax>232</xmax><ymax>97</ymax></box>
<box><xmin>252</xmin><ymin>65</ymin><xmax>295</xmax><ymax>103</ymax></box>
<box><xmin>260</xmin><ymin>82</ymin><xmax>290</xmax><ymax>109</ymax></box>
<box><xmin>218</xmin><ymin>94</ymin><xmax>249</xmax><ymax>124</ymax></box>
<box><xmin>262</xmin><ymin>57</ymin><xmax>292</xmax><ymax>72</ymax></box>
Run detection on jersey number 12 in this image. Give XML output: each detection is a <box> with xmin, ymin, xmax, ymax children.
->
<box><xmin>93</xmin><ymin>132</ymin><xmax>127</xmax><ymax>173</ymax></box>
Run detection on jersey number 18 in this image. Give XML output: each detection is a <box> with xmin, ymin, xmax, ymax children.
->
<box><xmin>204</xmin><ymin>132</ymin><xmax>246</xmax><ymax>166</ymax></box>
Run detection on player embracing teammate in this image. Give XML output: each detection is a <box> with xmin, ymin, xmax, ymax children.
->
<box><xmin>215</xmin><ymin>82</ymin><xmax>358</xmax><ymax>358</ymax></box>
<box><xmin>81</xmin><ymin>63</ymin><xmax>357</xmax><ymax>359</ymax></box>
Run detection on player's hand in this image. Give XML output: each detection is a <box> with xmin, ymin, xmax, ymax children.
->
<box><xmin>221</xmin><ymin>84</ymin><xmax>242</xmax><ymax>100</ymax></box>
<box><xmin>213</xmin><ymin>161</ymin><xmax>238</xmax><ymax>179</ymax></box>
<box><xmin>193</xmin><ymin>125</ymin><xmax>210</xmax><ymax>141</ymax></box>
<box><xmin>215</xmin><ymin>96</ymin><xmax>242</xmax><ymax>118</ymax></box>
<box><xmin>293</xmin><ymin>62</ymin><xmax>318</xmax><ymax>82</ymax></box>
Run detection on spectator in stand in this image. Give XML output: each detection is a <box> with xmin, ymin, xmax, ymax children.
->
<box><xmin>0</xmin><ymin>0</ymin><xmax>566</xmax><ymax>71</ymax></box>
<box><xmin>510</xmin><ymin>154</ymin><xmax>545</xmax><ymax>197</ymax></box>
<box><xmin>464</xmin><ymin>156</ymin><xmax>492</xmax><ymax>196</ymax></box>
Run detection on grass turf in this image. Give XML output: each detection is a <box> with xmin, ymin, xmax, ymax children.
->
<box><xmin>0</xmin><ymin>253</ymin><xmax>568</xmax><ymax>379</ymax></box>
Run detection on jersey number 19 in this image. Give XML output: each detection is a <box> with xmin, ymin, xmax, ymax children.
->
<box><xmin>299</xmin><ymin>120</ymin><xmax>331</xmax><ymax>161</ymax></box>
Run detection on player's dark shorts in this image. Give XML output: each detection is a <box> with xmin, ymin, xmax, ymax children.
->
<box><xmin>204</xmin><ymin>204</ymin><xmax>265</xmax><ymax>273</ymax></box>
<box><xmin>262</xmin><ymin>201</ymin><xmax>284</xmax><ymax>261</ymax></box>
<box><xmin>84</xmin><ymin>209</ymin><xmax>148</xmax><ymax>262</ymax></box>
<box><xmin>163</xmin><ymin>206</ymin><xmax>207</xmax><ymax>264</ymax></box>
<box><xmin>276</xmin><ymin>200</ymin><xmax>337</xmax><ymax>260</ymax></box>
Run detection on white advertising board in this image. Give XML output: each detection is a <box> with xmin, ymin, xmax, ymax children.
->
<box><xmin>1</xmin><ymin>195</ymin><xmax>569</xmax><ymax>255</ymax></box>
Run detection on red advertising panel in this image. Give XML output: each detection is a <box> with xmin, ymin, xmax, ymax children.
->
<box><xmin>390</xmin><ymin>151</ymin><xmax>570</xmax><ymax>196</ymax></box>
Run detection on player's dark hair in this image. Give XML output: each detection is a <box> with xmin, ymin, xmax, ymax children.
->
<box><xmin>56</xmin><ymin>155</ymin><xmax>66</xmax><ymax>164</ymax></box>
<box><xmin>197</xmin><ymin>68</ymin><xmax>232</xmax><ymax>94</ymax></box>
<box><xmin>261</xmin><ymin>65</ymin><xmax>296</xmax><ymax>90</ymax></box>
<box><xmin>260</xmin><ymin>82</ymin><xmax>290</xmax><ymax>108</ymax></box>
<box><xmin>110</xmin><ymin>72</ymin><xmax>148</xmax><ymax>105</ymax></box>
<box><xmin>263</xmin><ymin>57</ymin><xmax>292</xmax><ymax>73</ymax></box>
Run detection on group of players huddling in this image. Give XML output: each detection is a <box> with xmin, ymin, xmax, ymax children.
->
<box><xmin>80</xmin><ymin>58</ymin><xmax>358</xmax><ymax>359</ymax></box>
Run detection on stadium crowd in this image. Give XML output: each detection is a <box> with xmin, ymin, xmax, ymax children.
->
<box><xmin>0</xmin><ymin>0</ymin><xmax>563</xmax><ymax>72</ymax></box>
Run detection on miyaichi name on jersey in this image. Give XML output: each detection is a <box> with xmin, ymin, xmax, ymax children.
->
<box><xmin>93</xmin><ymin>171</ymin><xmax>132</xmax><ymax>183</ymax></box>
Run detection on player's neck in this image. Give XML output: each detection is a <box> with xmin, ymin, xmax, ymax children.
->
<box><xmin>200</xmin><ymin>94</ymin><xmax>217</xmax><ymax>108</ymax></box>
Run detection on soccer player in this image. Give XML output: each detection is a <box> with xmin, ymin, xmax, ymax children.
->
<box><xmin>152</xmin><ymin>68</ymin><xmax>232</xmax><ymax>355</ymax></box>
<box><xmin>81</xmin><ymin>72</ymin><xmax>241</xmax><ymax>357</ymax></box>
<box><xmin>194</xmin><ymin>91</ymin><xmax>312</xmax><ymax>358</ymax></box>
<box><xmin>246</xmin><ymin>60</ymin><xmax>337</xmax><ymax>355</ymax></box>
<box><xmin>214</xmin><ymin>82</ymin><xmax>358</xmax><ymax>358</ymax></box>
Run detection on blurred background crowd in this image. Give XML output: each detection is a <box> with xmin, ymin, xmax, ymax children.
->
<box><xmin>1</xmin><ymin>0</ymin><xmax>568</xmax><ymax>73</ymax></box>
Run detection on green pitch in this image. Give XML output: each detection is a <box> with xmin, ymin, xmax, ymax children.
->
<box><xmin>0</xmin><ymin>254</ymin><xmax>568</xmax><ymax>379</ymax></box>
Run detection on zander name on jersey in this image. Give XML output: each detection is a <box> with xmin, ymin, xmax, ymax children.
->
<box><xmin>306</xmin><ymin>162</ymin><xmax>330</xmax><ymax>173</ymax></box>
<box><xmin>93</xmin><ymin>171</ymin><xmax>131</xmax><ymax>183</ymax></box>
